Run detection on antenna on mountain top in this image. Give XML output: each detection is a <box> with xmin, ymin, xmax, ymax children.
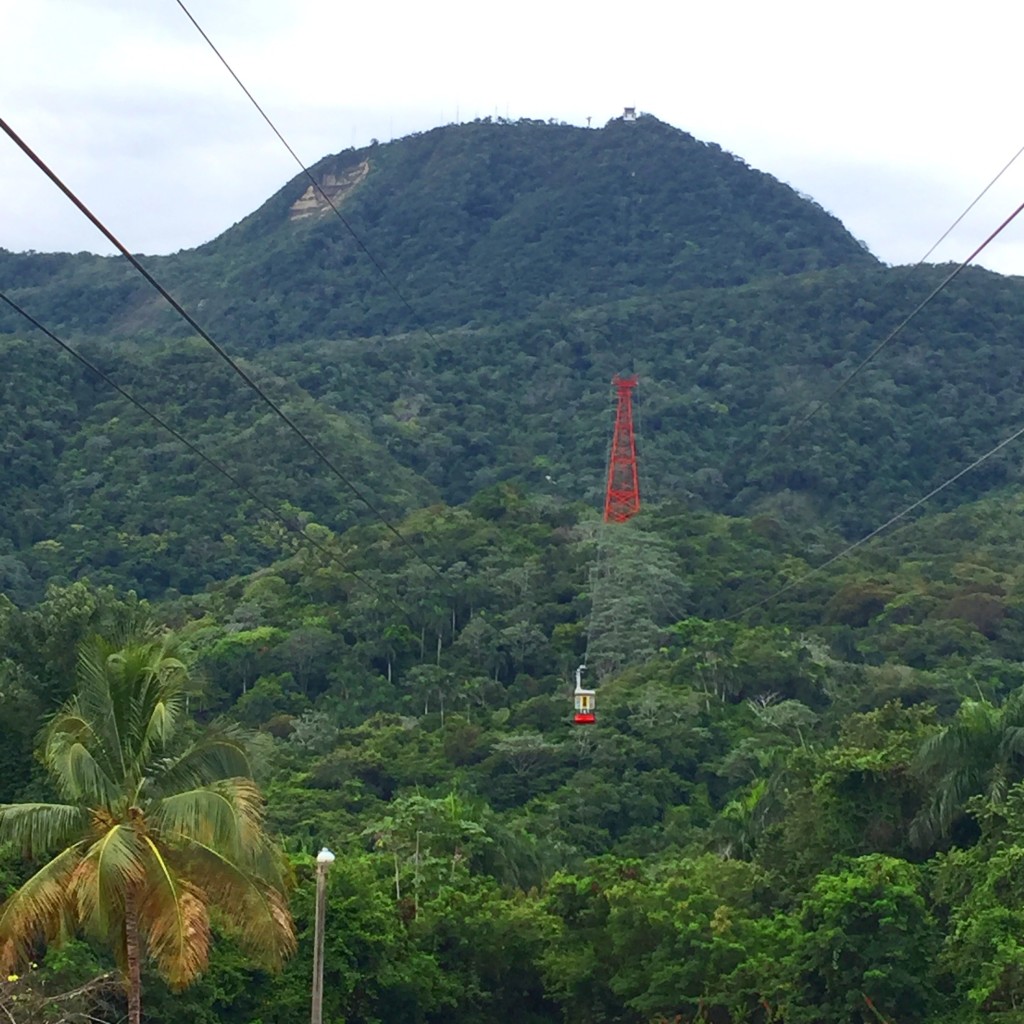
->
<box><xmin>604</xmin><ymin>375</ymin><xmax>641</xmax><ymax>523</ymax></box>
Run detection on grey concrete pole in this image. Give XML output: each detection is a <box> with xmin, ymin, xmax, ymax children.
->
<box><xmin>311</xmin><ymin>848</ymin><xmax>335</xmax><ymax>1024</ymax></box>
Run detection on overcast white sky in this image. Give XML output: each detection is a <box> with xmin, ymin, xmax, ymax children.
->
<box><xmin>3</xmin><ymin>0</ymin><xmax>1023</xmax><ymax>276</ymax></box>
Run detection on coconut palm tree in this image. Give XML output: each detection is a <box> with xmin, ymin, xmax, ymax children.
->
<box><xmin>910</xmin><ymin>692</ymin><xmax>1024</xmax><ymax>848</ymax></box>
<box><xmin>0</xmin><ymin>632</ymin><xmax>295</xmax><ymax>1024</ymax></box>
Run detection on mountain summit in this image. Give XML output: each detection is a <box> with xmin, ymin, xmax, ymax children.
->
<box><xmin>1</xmin><ymin>114</ymin><xmax>875</xmax><ymax>343</ymax></box>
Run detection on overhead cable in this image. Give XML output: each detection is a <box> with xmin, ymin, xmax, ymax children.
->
<box><xmin>0</xmin><ymin>115</ymin><xmax>444</xmax><ymax>582</ymax></box>
<box><xmin>0</xmin><ymin>289</ymin><xmax>388</xmax><ymax>600</ymax></box>
<box><xmin>734</xmin><ymin>417</ymin><xmax>1024</xmax><ymax>620</ymax></box>
<box><xmin>778</xmin><ymin>196</ymin><xmax>1024</xmax><ymax>444</ymax></box>
<box><xmin>918</xmin><ymin>141</ymin><xmax>1024</xmax><ymax>264</ymax></box>
<box><xmin>173</xmin><ymin>0</ymin><xmax>441</xmax><ymax>342</ymax></box>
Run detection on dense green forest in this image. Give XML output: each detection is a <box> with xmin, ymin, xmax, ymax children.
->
<box><xmin>0</xmin><ymin>116</ymin><xmax>873</xmax><ymax>343</ymax></box>
<box><xmin>5</xmin><ymin>114</ymin><xmax>1024</xmax><ymax>1024</ymax></box>
<box><xmin>5</xmin><ymin>259</ymin><xmax>1024</xmax><ymax>602</ymax></box>
<box><xmin>3</xmin><ymin>119</ymin><xmax>1024</xmax><ymax>601</ymax></box>
<box><xmin>8</xmin><ymin>494</ymin><xmax>1024</xmax><ymax>1023</ymax></box>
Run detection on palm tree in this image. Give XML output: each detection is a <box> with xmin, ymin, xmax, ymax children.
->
<box><xmin>0</xmin><ymin>632</ymin><xmax>295</xmax><ymax>1024</ymax></box>
<box><xmin>910</xmin><ymin>693</ymin><xmax>1024</xmax><ymax>848</ymax></box>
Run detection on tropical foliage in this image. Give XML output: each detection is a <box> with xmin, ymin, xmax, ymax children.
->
<box><xmin>4</xmin><ymin>114</ymin><xmax>1024</xmax><ymax>1024</ymax></box>
<box><xmin>0</xmin><ymin>631</ymin><xmax>294</xmax><ymax>1024</ymax></box>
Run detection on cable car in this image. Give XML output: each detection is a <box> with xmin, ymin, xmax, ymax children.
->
<box><xmin>573</xmin><ymin>665</ymin><xmax>596</xmax><ymax>725</ymax></box>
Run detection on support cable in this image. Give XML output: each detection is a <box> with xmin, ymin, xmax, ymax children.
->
<box><xmin>583</xmin><ymin>378</ymin><xmax>640</xmax><ymax>669</ymax></box>
<box><xmin>173</xmin><ymin>0</ymin><xmax>442</xmax><ymax>344</ymax></box>
<box><xmin>0</xmin><ymin>115</ymin><xmax>445</xmax><ymax>582</ymax></box>
<box><xmin>0</xmin><ymin>289</ymin><xmax>387</xmax><ymax>601</ymax></box>
<box><xmin>777</xmin><ymin>197</ymin><xmax>1024</xmax><ymax>445</ymax></box>
<box><xmin>918</xmin><ymin>141</ymin><xmax>1024</xmax><ymax>264</ymax></box>
<box><xmin>733</xmin><ymin>417</ymin><xmax>1024</xmax><ymax>620</ymax></box>
<box><xmin>581</xmin><ymin>520</ymin><xmax>610</xmax><ymax>670</ymax></box>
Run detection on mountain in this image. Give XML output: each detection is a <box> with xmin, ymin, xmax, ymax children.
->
<box><xmin>2</xmin><ymin>114</ymin><xmax>1024</xmax><ymax>601</ymax></box>
<box><xmin>0</xmin><ymin>114</ymin><xmax>875</xmax><ymax>343</ymax></box>
<box><xmin>10</xmin><ymin>120</ymin><xmax>1024</xmax><ymax>1024</ymax></box>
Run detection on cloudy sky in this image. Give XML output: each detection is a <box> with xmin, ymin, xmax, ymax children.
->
<box><xmin>3</xmin><ymin>0</ymin><xmax>1023</xmax><ymax>276</ymax></box>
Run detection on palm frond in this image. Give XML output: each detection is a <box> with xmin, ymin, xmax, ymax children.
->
<box><xmin>137</xmin><ymin>696</ymin><xmax>184</xmax><ymax>767</ymax></box>
<box><xmin>913</xmin><ymin>727</ymin><xmax>954</xmax><ymax>776</ymax></box>
<box><xmin>0</xmin><ymin>843</ymin><xmax>84</xmax><ymax>972</ymax></box>
<box><xmin>173</xmin><ymin>835</ymin><xmax>294</xmax><ymax>968</ymax></box>
<box><xmin>44</xmin><ymin>722</ymin><xmax>120</xmax><ymax>807</ymax></box>
<box><xmin>910</xmin><ymin>763</ymin><xmax>984</xmax><ymax>847</ymax></box>
<box><xmin>916</xmin><ymin>718</ymin><xmax>993</xmax><ymax>774</ymax></box>
<box><xmin>152</xmin><ymin>783</ymin><xmax>251</xmax><ymax>854</ymax></box>
<box><xmin>154</xmin><ymin>779</ymin><xmax>282</xmax><ymax>881</ymax></box>
<box><xmin>71</xmin><ymin>637</ymin><xmax>194</xmax><ymax>796</ymax></box>
<box><xmin>108</xmin><ymin>641</ymin><xmax>187</xmax><ymax>774</ymax></box>
<box><xmin>0</xmin><ymin>803</ymin><xmax>90</xmax><ymax>856</ymax></box>
<box><xmin>1002</xmin><ymin>688</ymin><xmax>1024</xmax><ymax>725</ymax></box>
<box><xmin>74</xmin><ymin>638</ymin><xmax>128</xmax><ymax>780</ymax></box>
<box><xmin>71</xmin><ymin>824</ymin><xmax>146</xmax><ymax>938</ymax></box>
<box><xmin>909</xmin><ymin>800</ymin><xmax>941</xmax><ymax>849</ymax></box>
<box><xmin>1000</xmin><ymin>724</ymin><xmax>1024</xmax><ymax>761</ymax></box>
<box><xmin>137</xmin><ymin>836</ymin><xmax>210</xmax><ymax>988</ymax></box>
<box><xmin>989</xmin><ymin>766</ymin><xmax>1010</xmax><ymax>807</ymax></box>
<box><xmin>147</xmin><ymin>734</ymin><xmax>253</xmax><ymax>796</ymax></box>
<box><xmin>207</xmin><ymin>778</ymin><xmax>283</xmax><ymax>882</ymax></box>
<box><xmin>118</xmin><ymin>642</ymin><xmax>187</xmax><ymax>758</ymax></box>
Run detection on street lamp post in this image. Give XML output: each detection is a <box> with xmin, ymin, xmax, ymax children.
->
<box><xmin>311</xmin><ymin>847</ymin><xmax>335</xmax><ymax>1024</ymax></box>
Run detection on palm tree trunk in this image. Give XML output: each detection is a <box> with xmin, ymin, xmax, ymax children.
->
<box><xmin>124</xmin><ymin>888</ymin><xmax>143</xmax><ymax>1024</ymax></box>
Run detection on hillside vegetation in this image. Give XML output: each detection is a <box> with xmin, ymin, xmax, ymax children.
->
<box><xmin>4</xmin><ymin>257</ymin><xmax>1024</xmax><ymax>600</ymax></box>
<box><xmin>0</xmin><ymin>115</ymin><xmax>874</xmax><ymax>342</ymax></box>
<box><xmin>3</xmin><ymin>114</ymin><xmax>1024</xmax><ymax>1024</ymax></box>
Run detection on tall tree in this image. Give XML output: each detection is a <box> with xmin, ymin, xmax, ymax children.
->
<box><xmin>911</xmin><ymin>693</ymin><xmax>1024</xmax><ymax>848</ymax></box>
<box><xmin>0</xmin><ymin>632</ymin><xmax>295</xmax><ymax>1024</ymax></box>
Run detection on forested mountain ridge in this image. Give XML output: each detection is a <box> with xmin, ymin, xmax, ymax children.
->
<box><xmin>5</xmin><ymin>259</ymin><xmax>1024</xmax><ymax>602</ymax></box>
<box><xmin>0</xmin><ymin>114</ymin><xmax>875</xmax><ymax>343</ymax></box>
<box><xmin>0</xmin><ymin>112</ymin><xmax>889</xmax><ymax>602</ymax></box>
<box><xmin>8</xmin><ymin>114</ymin><xmax>1024</xmax><ymax>1024</ymax></box>
<box><xmin>261</xmin><ymin>261</ymin><xmax>1024</xmax><ymax>526</ymax></box>
<box><xmin>0</xmin><ymin>335</ymin><xmax>435</xmax><ymax>602</ymax></box>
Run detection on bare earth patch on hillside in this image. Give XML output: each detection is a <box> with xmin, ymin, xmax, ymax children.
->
<box><xmin>290</xmin><ymin>160</ymin><xmax>370</xmax><ymax>220</ymax></box>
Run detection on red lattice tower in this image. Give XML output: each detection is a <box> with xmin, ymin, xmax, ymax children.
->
<box><xmin>603</xmin><ymin>375</ymin><xmax>641</xmax><ymax>523</ymax></box>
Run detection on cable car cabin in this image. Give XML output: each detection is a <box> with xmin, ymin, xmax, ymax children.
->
<box><xmin>573</xmin><ymin>687</ymin><xmax>596</xmax><ymax>725</ymax></box>
<box><xmin>573</xmin><ymin>665</ymin><xmax>595</xmax><ymax>725</ymax></box>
